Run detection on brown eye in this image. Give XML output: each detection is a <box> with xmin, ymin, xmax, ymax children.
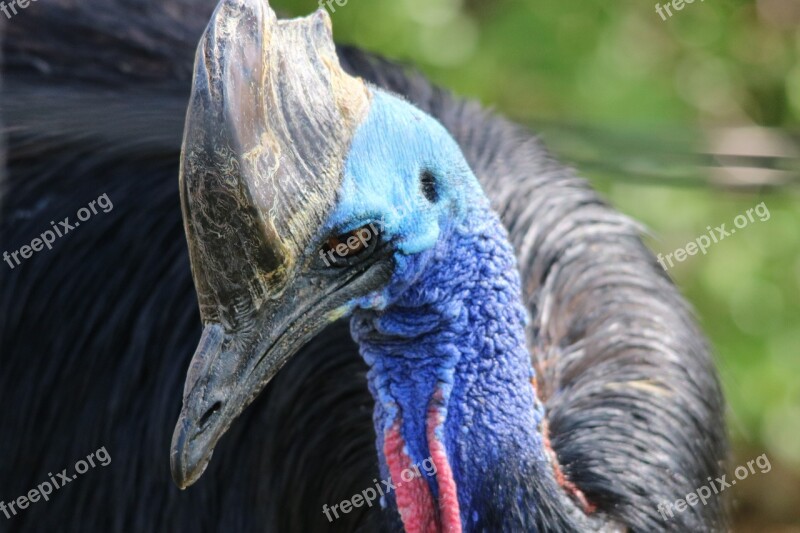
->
<box><xmin>320</xmin><ymin>224</ymin><xmax>379</xmax><ymax>267</ymax></box>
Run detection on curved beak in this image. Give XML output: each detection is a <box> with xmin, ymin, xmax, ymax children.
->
<box><xmin>169</xmin><ymin>0</ymin><xmax>372</xmax><ymax>489</ymax></box>
<box><xmin>170</xmin><ymin>265</ymin><xmax>389</xmax><ymax>489</ymax></box>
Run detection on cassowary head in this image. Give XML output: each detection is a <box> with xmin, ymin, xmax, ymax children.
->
<box><xmin>173</xmin><ymin>0</ymin><xmax>583</xmax><ymax>529</ymax></box>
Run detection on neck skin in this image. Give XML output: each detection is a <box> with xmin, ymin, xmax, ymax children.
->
<box><xmin>351</xmin><ymin>202</ymin><xmax>586</xmax><ymax>532</ymax></box>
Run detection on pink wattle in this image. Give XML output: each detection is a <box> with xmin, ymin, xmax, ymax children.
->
<box><xmin>382</xmin><ymin>388</ymin><xmax>462</xmax><ymax>533</ymax></box>
<box><xmin>426</xmin><ymin>402</ymin><xmax>462</xmax><ymax>533</ymax></box>
<box><xmin>384</xmin><ymin>422</ymin><xmax>439</xmax><ymax>532</ymax></box>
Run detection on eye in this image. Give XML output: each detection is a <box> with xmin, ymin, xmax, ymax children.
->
<box><xmin>420</xmin><ymin>169</ymin><xmax>438</xmax><ymax>203</ymax></box>
<box><xmin>320</xmin><ymin>223</ymin><xmax>379</xmax><ymax>268</ymax></box>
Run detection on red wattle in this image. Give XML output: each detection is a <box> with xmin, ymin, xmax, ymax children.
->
<box><xmin>384</xmin><ymin>422</ymin><xmax>439</xmax><ymax>532</ymax></box>
<box><xmin>426</xmin><ymin>395</ymin><xmax>463</xmax><ymax>533</ymax></box>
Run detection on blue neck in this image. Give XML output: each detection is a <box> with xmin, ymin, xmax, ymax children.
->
<box><xmin>351</xmin><ymin>203</ymin><xmax>556</xmax><ymax>529</ymax></box>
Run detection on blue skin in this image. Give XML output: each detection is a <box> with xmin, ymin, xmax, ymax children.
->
<box><xmin>323</xmin><ymin>89</ymin><xmax>553</xmax><ymax>529</ymax></box>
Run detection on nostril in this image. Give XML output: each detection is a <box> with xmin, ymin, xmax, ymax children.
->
<box><xmin>198</xmin><ymin>401</ymin><xmax>222</xmax><ymax>429</ymax></box>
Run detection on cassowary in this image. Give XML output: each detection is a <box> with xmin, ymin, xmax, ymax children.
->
<box><xmin>0</xmin><ymin>0</ymin><xmax>727</xmax><ymax>531</ymax></box>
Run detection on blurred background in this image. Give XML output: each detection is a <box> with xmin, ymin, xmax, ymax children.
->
<box><xmin>270</xmin><ymin>0</ymin><xmax>799</xmax><ymax>530</ymax></box>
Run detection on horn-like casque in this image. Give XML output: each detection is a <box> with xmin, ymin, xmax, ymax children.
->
<box><xmin>172</xmin><ymin>0</ymin><xmax>372</xmax><ymax>488</ymax></box>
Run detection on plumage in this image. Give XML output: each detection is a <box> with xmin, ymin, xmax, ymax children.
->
<box><xmin>0</xmin><ymin>0</ymin><xmax>727</xmax><ymax>531</ymax></box>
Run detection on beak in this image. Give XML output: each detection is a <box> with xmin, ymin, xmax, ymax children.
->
<box><xmin>170</xmin><ymin>0</ymin><xmax>372</xmax><ymax>488</ymax></box>
<box><xmin>170</xmin><ymin>263</ymin><xmax>390</xmax><ymax>489</ymax></box>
